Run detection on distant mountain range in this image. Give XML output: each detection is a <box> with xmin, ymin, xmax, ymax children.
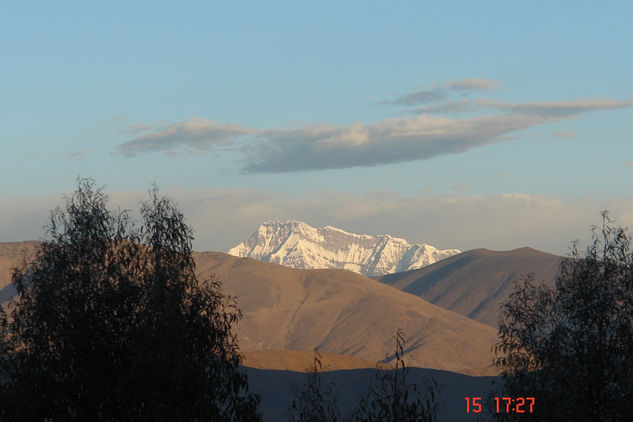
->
<box><xmin>0</xmin><ymin>240</ymin><xmax>562</xmax><ymax>374</ymax></box>
<box><xmin>0</xmin><ymin>240</ymin><xmax>564</xmax><ymax>421</ymax></box>
<box><xmin>0</xmin><ymin>241</ymin><xmax>497</xmax><ymax>375</ymax></box>
<box><xmin>228</xmin><ymin>220</ymin><xmax>460</xmax><ymax>276</ymax></box>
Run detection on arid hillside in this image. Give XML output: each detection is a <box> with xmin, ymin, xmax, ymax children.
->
<box><xmin>193</xmin><ymin>251</ymin><xmax>498</xmax><ymax>375</ymax></box>
<box><xmin>374</xmin><ymin>247</ymin><xmax>561</xmax><ymax>327</ymax></box>
<box><xmin>1</xmin><ymin>242</ymin><xmax>498</xmax><ymax>375</ymax></box>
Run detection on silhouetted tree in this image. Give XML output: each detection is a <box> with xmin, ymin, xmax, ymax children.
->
<box><xmin>0</xmin><ymin>179</ymin><xmax>261</xmax><ymax>421</ymax></box>
<box><xmin>494</xmin><ymin>212</ymin><xmax>633</xmax><ymax>421</ymax></box>
<box><xmin>349</xmin><ymin>330</ymin><xmax>438</xmax><ymax>422</ymax></box>
<box><xmin>287</xmin><ymin>351</ymin><xmax>340</xmax><ymax>422</ymax></box>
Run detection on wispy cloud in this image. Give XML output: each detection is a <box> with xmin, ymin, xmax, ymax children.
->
<box><xmin>478</xmin><ymin>98</ymin><xmax>633</xmax><ymax>117</ymax></box>
<box><xmin>117</xmin><ymin>117</ymin><xmax>255</xmax><ymax>156</ymax></box>
<box><xmin>114</xmin><ymin>80</ymin><xmax>633</xmax><ymax>173</ymax></box>
<box><xmin>384</xmin><ymin>89</ymin><xmax>444</xmax><ymax>106</ymax></box>
<box><xmin>410</xmin><ymin>97</ymin><xmax>633</xmax><ymax>118</ymax></box>
<box><xmin>380</xmin><ymin>78</ymin><xmax>499</xmax><ymax>106</ymax></box>
<box><xmin>63</xmin><ymin>150</ymin><xmax>89</xmax><ymax>159</ymax></box>
<box><xmin>410</xmin><ymin>99</ymin><xmax>476</xmax><ymax>115</ymax></box>
<box><xmin>553</xmin><ymin>130</ymin><xmax>578</xmax><ymax>139</ymax></box>
<box><xmin>243</xmin><ymin>114</ymin><xmax>552</xmax><ymax>172</ymax></box>
<box><xmin>445</xmin><ymin>78</ymin><xmax>500</xmax><ymax>92</ymax></box>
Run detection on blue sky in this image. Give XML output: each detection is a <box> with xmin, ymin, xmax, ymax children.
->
<box><xmin>2</xmin><ymin>1</ymin><xmax>632</xmax><ymax>254</ymax></box>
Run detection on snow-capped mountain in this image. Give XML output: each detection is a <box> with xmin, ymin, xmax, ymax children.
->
<box><xmin>228</xmin><ymin>220</ymin><xmax>460</xmax><ymax>276</ymax></box>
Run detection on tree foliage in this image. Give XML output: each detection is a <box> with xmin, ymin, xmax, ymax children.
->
<box><xmin>0</xmin><ymin>179</ymin><xmax>261</xmax><ymax>421</ymax></box>
<box><xmin>494</xmin><ymin>211</ymin><xmax>633</xmax><ymax>421</ymax></box>
<box><xmin>287</xmin><ymin>351</ymin><xmax>340</xmax><ymax>422</ymax></box>
<box><xmin>349</xmin><ymin>330</ymin><xmax>438</xmax><ymax>422</ymax></box>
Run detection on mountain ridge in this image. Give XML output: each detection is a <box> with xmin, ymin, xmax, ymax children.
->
<box><xmin>193</xmin><ymin>251</ymin><xmax>498</xmax><ymax>375</ymax></box>
<box><xmin>229</xmin><ymin>220</ymin><xmax>460</xmax><ymax>276</ymax></box>
<box><xmin>373</xmin><ymin>247</ymin><xmax>562</xmax><ymax>327</ymax></box>
<box><xmin>0</xmin><ymin>240</ymin><xmax>498</xmax><ymax>374</ymax></box>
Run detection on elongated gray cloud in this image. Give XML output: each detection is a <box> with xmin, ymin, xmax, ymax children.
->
<box><xmin>445</xmin><ymin>78</ymin><xmax>500</xmax><ymax>91</ymax></box>
<box><xmin>382</xmin><ymin>78</ymin><xmax>499</xmax><ymax>106</ymax></box>
<box><xmin>477</xmin><ymin>98</ymin><xmax>633</xmax><ymax>117</ymax></box>
<box><xmin>115</xmin><ymin>80</ymin><xmax>633</xmax><ymax>173</ymax></box>
<box><xmin>63</xmin><ymin>150</ymin><xmax>89</xmax><ymax>159</ymax></box>
<box><xmin>411</xmin><ymin>98</ymin><xmax>633</xmax><ymax>116</ymax></box>
<box><xmin>243</xmin><ymin>114</ymin><xmax>551</xmax><ymax>172</ymax></box>
<box><xmin>117</xmin><ymin>117</ymin><xmax>255</xmax><ymax>156</ymax></box>
<box><xmin>410</xmin><ymin>99</ymin><xmax>476</xmax><ymax>114</ymax></box>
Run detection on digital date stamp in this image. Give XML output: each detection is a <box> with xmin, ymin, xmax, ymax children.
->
<box><xmin>465</xmin><ymin>396</ymin><xmax>535</xmax><ymax>414</ymax></box>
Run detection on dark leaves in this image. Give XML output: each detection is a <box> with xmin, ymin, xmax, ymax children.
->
<box><xmin>288</xmin><ymin>351</ymin><xmax>341</xmax><ymax>422</ymax></box>
<box><xmin>349</xmin><ymin>330</ymin><xmax>439</xmax><ymax>422</ymax></box>
<box><xmin>494</xmin><ymin>211</ymin><xmax>633</xmax><ymax>421</ymax></box>
<box><xmin>0</xmin><ymin>178</ymin><xmax>261</xmax><ymax>421</ymax></box>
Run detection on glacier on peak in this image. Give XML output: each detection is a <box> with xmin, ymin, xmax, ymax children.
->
<box><xmin>228</xmin><ymin>220</ymin><xmax>460</xmax><ymax>276</ymax></box>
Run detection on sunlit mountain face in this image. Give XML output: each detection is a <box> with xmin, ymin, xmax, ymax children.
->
<box><xmin>229</xmin><ymin>220</ymin><xmax>460</xmax><ymax>277</ymax></box>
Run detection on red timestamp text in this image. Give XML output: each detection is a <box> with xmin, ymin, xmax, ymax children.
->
<box><xmin>464</xmin><ymin>396</ymin><xmax>483</xmax><ymax>413</ymax></box>
<box><xmin>465</xmin><ymin>396</ymin><xmax>535</xmax><ymax>414</ymax></box>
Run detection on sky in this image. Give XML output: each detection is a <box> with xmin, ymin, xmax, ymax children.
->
<box><xmin>1</xmin><ymin>1</ymin><xmax>632</xmax><ymax>255</ymax></box>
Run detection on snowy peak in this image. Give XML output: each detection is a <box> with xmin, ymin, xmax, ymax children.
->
<box><xmin>228</xmin><ymin>221</ymin><xmax>460</xmax><ymax>276</ymax></box>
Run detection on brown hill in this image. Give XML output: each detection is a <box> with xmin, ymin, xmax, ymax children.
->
<box><xmin>193</xmin><ymin>251</ymin><xmax>498</xmax><ymax>375</ymax></box>
<box><xmin>373</xmin><ymin>247</ymin><xmax>562</xmax><ymax>327</ymax></box>
<box><xmin>0</xmin><ymin>242</ymin><xmax>498</xmax><ymax>375</ymax></box>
